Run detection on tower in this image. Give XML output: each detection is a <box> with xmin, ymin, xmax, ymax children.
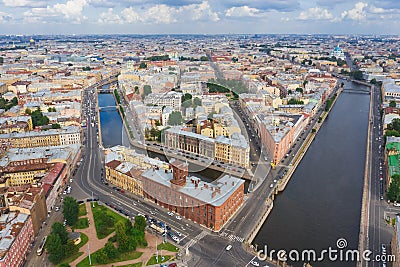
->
<box><xmin>169</xmin><ymin>159</ymin><xmax>188</xmax><ymax>187</ymax></box>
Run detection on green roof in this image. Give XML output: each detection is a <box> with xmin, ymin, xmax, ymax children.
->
<box><xmin>386</xmin><ymin>141</ymin><xmax>400</xmax><ymax>177</ymax></box>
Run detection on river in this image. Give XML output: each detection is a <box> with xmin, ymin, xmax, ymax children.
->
<box><xmin>253</xmin><ymin>81</ymin><xmax>371</xmax><ymax>266</ymax></box>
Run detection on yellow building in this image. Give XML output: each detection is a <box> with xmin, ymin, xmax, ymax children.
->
<box><xmin>4</xmin><ymin>169</ymin><xmax>46</xmax><ymax>186</ymax></box>
<box><xmin>105</xmin><ymin>162</ymin><xmax>144</xmax><ymax>197</ymax></box>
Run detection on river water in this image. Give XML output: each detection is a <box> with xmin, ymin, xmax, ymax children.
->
<box><xmin>254</xmin><ymin>81</ymin><xmax>371</xmax><ymax>266</ymax></box>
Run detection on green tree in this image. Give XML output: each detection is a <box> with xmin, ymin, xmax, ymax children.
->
<box><xmin>52</xmin><ymin>123</ymin><xmax>61</xmax><ymax>129</ymax></box>
<box><xmin>133</xmin><ymin>215</ymin><xmax>146</xmax><ymax>232</ymax></box>
<box><xmin>47</xmin><ymin>234</ymin><xmax>65</xmax><ymax>264</ymax></box>
<box><xmin>370</xmin><ymin>78</ymin><xmax>377</xmax><ymax>85</ymax></box>
<box><xmin>168</xmin><ymin>111</ymin><xmax>183</xmax><ymax>126</ymax></box>
<box><xmin>11</xmin><ymin>97</ymin><xmax>17</xmax><ymax>106</ymax></box>
<box><xmin>82</xmin><ymin>66</ymin><xmax>91</xmax><ymax>71</ymax></box>
<box><xmin>104</xmin><ymin>241</ymin><xmax>118</xmax><ymax>259</ymax></box>
<box><xmin>115</xmin><ymin>221</ymin><xmax>130</xmax><ymax>252</ymax></box>
<box><xmin>134</xmin><ymin>86</ymin><xmax>139</xmax><ymax>94</ymax></box>
<box><xmin>193</xmin><ymin>97</ymin><xmax>202</xmax><ymax>107</ymax></box>
<box><xmin>351</xmin><ymin>70</ymin><xmax>363</xmax><ymax>80</ymax></box>
<box><xmin>62</xmin><ymin>197</ymin><xmax>79</xmax><ymax>226</ymax></box>
<box><xmin>142</xmin><ymin>85</ymin><xmax>152</xmax><ymax>99</ymax></box>
<box><xmin>182</xmin><ymin>93</ymin><xmax>192</xmax><ymax>102</ymax></box>
<box><xmin>30</xmin><ymin>108</ymin><xmax>50</xmax><ymax>127</ymax></box>
<box><xmin>96</xmin><ymin>250</ymin><xmax>109</xmax><ymax>264</ymax></box>
<box><xmin>287</xmin><ymin>99</ymin><xmax>304</xmax><ymax>105</ymax></box>
<box><xmin>287</xmin><ymin>90</ymin><xmax>293</xmax><ymax>95</ymax></box>
<box><xmin>385</xmin><ymin>130</ymin><xmax>400</xmax><ymax>137</ymax></box>
<box><xmin>200</xmin><ymin>56</ymin><xmax>208</xmax><ymax>61</ymax></box>
<box><xmin>0</xmin><ymin>56</ymin><xmax>3</xmax><ymax>64</ymax></box>
<box><xmin>65</xmin><ymin>239</ymin><xmax>78</xmax><ymax>256</ymax></box>
<box><xmin>388</xmin><ymin>174</ymin><xmax>400</xmax><ymax>202</ymax></box>
<box><xmin>295</xmin><ymin>88</ymin><xmax>303</xmax><ymax>94</ymax></box>
<box><xmin>51</xmin><ymin>222</ymin><xmax>68</xmax><ymax>244</ymax></box>
<box><xmin>139</xmin><ymin>62</ymin><xmax>147</xmax><ymax>69</ymax></box>
<box><xmin>389</xmin><ymin>101</ymin><xmax>397</xmax><ymax>108</ymax></box>
<box><xmin>25</xmin><ymin>108</ymin><xmax>31</xmax><ymax>115</ymax></box>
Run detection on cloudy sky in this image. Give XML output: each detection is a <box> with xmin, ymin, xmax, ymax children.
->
<box><xmin>0</xmin><ymin>0</ymin><xmax>400</xmax><ymax>35</ymax></box>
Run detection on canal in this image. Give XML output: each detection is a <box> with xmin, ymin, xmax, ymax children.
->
<box><xmin>254</xmin><ymin>81</ymin><xmax>371</xmax><ymax>266</ymax></box>
<box><xmin>98</xmin><ymin>93</ymin><xmax>237</xmax><ymax>186</ymax></box>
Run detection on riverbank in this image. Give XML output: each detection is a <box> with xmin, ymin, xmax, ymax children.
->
<box><xmin>245</xmin><ymin>86</ymin><xmax>344</xmax><ymax>247</ymax></box>
<box><xmin>357</xmin><ymin>83</ymin><xmax>373</xmax><ymax>267</ymax></box>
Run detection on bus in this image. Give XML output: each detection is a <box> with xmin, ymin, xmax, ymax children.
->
<box><xmin>36</xmin><ymin>236</ymin><xmax>47</xmax><ymax>256</ymax></box>
<box><xmin>150</xmin><ymin>223</ymin><xmax>165</xmax><ymax>235</ymax></box>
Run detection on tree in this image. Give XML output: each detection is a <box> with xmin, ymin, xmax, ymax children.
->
<box><xmin>82</xmin><ymin>66</ymin><xmax>91</xmax><ymax>71</ymax></box>
<box><xmin>104</xmin><ymin>241</ymin><xmax>118</xmax><ymax>259</ymax></box>
<box><xmin>351</xmin><ymin>70</ymin><xmax>363</xmax><ymax>80</ymax></box>
<box><xmin>287</xmin><ymin>99</ymin><xmax>304</xmax><ymax>105</ymax></box>
<box><xmin>30</xmin><ymin>108</ymin><xmax>50</xmax><ymax>127</ymax></box>
<box><xmin>295</xmin><ymin>88</ymin><xmax>303</xmax><ymax>94</ymax></box>
<box><xmin>139</xmin><ymin>62</ymin><xmax>147</xmax><ymax>69</ymax></box>
<box><xmin>96</xmin><ymin>250</ymin><xmax>108</xmax><ymax>264</ymax></box>
<box><xmin>25</xmin><ymin>108</ymin><xmax>31</xmax><ymax>115</ymax></box>
<box><xmin>11</xmin><ymin>97</ymin><xmax>17</xmax><ymax>106</ymax></box>
<box><xmin>388</xmin><ymin>174</ymin><xmax>400</xmax><ymax>202</ymax></box>
<box><xmin>115</xmin><ymin>221</ymin><xmax>130</xmax><ymax>252</ymax></box>
<box><xmin>62</xmin><ymin>197</ymin><xmax>79</xmax><ymax>226</ymax></box>
<box><xmin>193</xmin><ymin>97</ymin><xmax>202</xmax><ymax>107</ymax></box>
<box><xmin>200</xmin><ymin>56</ymin><xmax>208</xmax><ymax>61</ymax></box>
<box><xmin>52</xmin><ymin>123</ymin><xmax>61</xmax><ymax>129</ymax></box>
<box><xmin>389</xmin><ymin>101</ymin><xmax>397</xmax><ymax>108</ymax></box>
<box><xmin>370</xmin><ymin>78</ymin><xmax>377</xmax><ymax>85</ymax></box>
<box><xmin>65</xmin><ymin>239</ymin><xmax>78</xmax><ymax>256</ymax></box>
<box><xmin>47</xmin><ymin>234</ymin><xmax>65</xmax><ymax>264</ymax></box>
<box><xmin>287</xmin><ymin>90</ymin><xmax>293</xmax><ymax>95</ymax></box>
<box><xmin>52</xmin><ymin>222</ymin><xmax>68</xmax><ymax>244</ymax></box>
<box><xmin>0</xmin><ymin>56</ymin><xmax>3</xmax><ymax>64</ymax></box>
<box><xmin>182</xmin><ymin>93</ymin><xmax>192</xmax><ymax>102</ymax></box>
<box><xmin>134</xmin><ymin>86</ymin><xmax>139</xmax><ymax>94</ymax></box>
<box><xmin>168</xmin><ymin>111</ymin><xmax>183</xmax><ymax>126</ymax></box>
<box><xmin>142</xmin><ymin>85</ymin><xmax>152</xmax><ymax>99</ymax></box>
<box><xmin>133</xmin><ymin>215</ymin><xmax>146</xmax><ymax>232</ymax></box>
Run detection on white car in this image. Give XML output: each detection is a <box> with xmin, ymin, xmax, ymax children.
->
<box><xmin>394</xmin><ymin>202</ymin><xmax>400</xmax><ymax>207</ymax></box>
<box><xmin>55</xmin><ymin>206</ymin><xmax>60</xmax><ymax>212</ymax></box>
<box><xmin>175</xmin><ymin>231</ymin><xmax>182</xmax><ymax>237</ymax></box>
<box><xmin>250</xmin><ymin>261</ymin><xmax>260</xmax><ymax>266</ymax></box>
<box><xmin>176</xmin><ymin>215</ymin><xmax>182</xmax><ymax>220</ymax></box>
<box><xmin>226</xmin><ymin>245</ymin><xmax>232</xmax><ymax>251</ymax></box>
<box><xmin>167</xmin><ymin>211</ymin><xmax>174</xmax><ymax>216</ymax></box>
<box><xmin>270</xmin><ymin>184</ymin><xmax>274</xmax><ymax>188</ymax></box>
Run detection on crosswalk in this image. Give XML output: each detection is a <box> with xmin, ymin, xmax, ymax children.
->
<box><xmin>185</xmin><ymin>230</ymin><xmax>208</xmax><ymax>249</ymax></box>
<box><xmin>220</xmin><ymin>231</ymin><xmax>245</xmax><ymax>243</ymax></box>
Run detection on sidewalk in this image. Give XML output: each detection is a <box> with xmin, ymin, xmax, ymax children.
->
<box><xmin>71</xmin><ymin>203</ymin><xmax>180</xmax><ymax>266</ymax></box>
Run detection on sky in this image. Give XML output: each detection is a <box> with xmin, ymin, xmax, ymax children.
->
<box><xmin>0</xmin><ymin>0</ymin><xmax>400</xmax><ymax>35</ymax></box>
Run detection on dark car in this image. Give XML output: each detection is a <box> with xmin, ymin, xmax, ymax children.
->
<box><xmin>168</xmin><ymin>263</ymin><xmax>177</xmax><ymax>267</ymax></box>
<box><xmin>166</xmin><ymin>225</ymin><xmax>171</xmax><ymax>231</ymax></box>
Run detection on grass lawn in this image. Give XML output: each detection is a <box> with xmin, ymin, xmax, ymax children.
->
<box><xmin>77</xmin><ymin>248</ymin><xmax>142</xmax><ymax>267</ymax></box>
<box><xmin>157</xmin><ymin>242</ymin><xmax>179</xmax><ymax>252</ymax></box>
<box><xmin>79</xmin><ymin>204</ymin><xmax>87</xmax><ymax>216</ymax></box>
<box><xmin>146</xmin><ymin>255</ymin><xmax>171</xmax><ymax>266</ymax></box>
<box><xmin>57</xmin><ymin>252</ymin><xmax>83</xmax><ymax>267</ymax></box>
<box><xmin>118</xmin><ymin>263</ymin><xmax>142</xmax><ymax>267</ymax></box>
<box><xmin>74</xmin><ymin>218</ymin><xmax>89</xmax><ymax>229</ymax></box>
<box><xmin>77</xmin><ymin>232</ymin><xmax>89</xmax><ymax>249</ymax></box>
<box><xmin>91</xmin><ymin>202</ymin><xmax>128</xmax><ymax>239</ymax></box>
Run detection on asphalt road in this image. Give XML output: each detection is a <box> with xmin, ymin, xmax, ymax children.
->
<box><xmin>367</xmin><ymin>84</ymin><xmax>395</xmax><ymax>267</ymax></box>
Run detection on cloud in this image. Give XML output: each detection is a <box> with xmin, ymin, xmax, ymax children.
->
<box><xmin>2</xmin><ymin>0</ymin><xmax>46</xmax><ymax>7</ymax></box>
<box><xmin>225</xmin><ymin>6</ymin><xmax>262</xmax><ymax>17</ymax></box>
<box><xmin>316</xmin><ymin>0</ymin><xmax>352</xmax><ymax>7</ymax></box>
<box><xmin>0</xmin><ymin>11</ymin><xmax>12</xmax><ymax>23</ymax></box>
<box><xmin>23</xmin><ymin>0</ymin><xmax>89</xmax><ymax>24</ymax></box>
<box><xmin>341</xmin><ymin>2</ymin><xmax>368</xmax><ymax>21</ymax></box>
<box><xmin>298</xmin><ymin>7</ymin><xmax>333</xmax><ymax>20</ymax></box>
<box><xmin>221</xmin><ymin>0</ymin><xmax>300</xmax><ymax>12</ymax></box>
<box><xmin>88</xmin><ymin>0</ymin><xmax>115</xmax><ymax>8</ymax></box>
<box><xmin>98</xmin><ymin>1</ymin><xmax>219</xmax><ymax>24</ymax></box>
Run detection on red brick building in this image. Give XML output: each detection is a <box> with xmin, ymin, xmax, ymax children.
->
<box><xmin>141</xmin><ymin>159</ymin><xmax>244</xmax><ymax>231</ymax></box>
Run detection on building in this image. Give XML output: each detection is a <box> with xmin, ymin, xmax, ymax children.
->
<box><xmin>7</xmin><ymin>186</ymin><xmax>47</xmax><ymax>235</ymax></box>
<box><xmin>0</xmin><ymin>212</ymin><xmax>34</xmax><ymax>267</ymax></box>
<box><xmin>385</xmin><ymin>136</ymin><xmax>400</xmax><ymax>186</ymax></box>
<box><xmin>105</xmin><ymin>160</ymin><xmax>144</xmax><ymax>197</ymax></box>
<box><xmin>383</xmin><ymin>79</ymin><xmax>400</xmax><ymax>102</ymax></box>
<box><xmin>144</xmin><ymin>92</ymin><xmax>182</xmax><ymax>111</ymax></box>
<box><xmin>331</xmin><ymin>45</ymin><xmax>345</xmax><ymax>60</ymax></box>
<box><xmin>0</xmin><ymin>126</ymin><xmax>81</xmax><ymax>149</ymax></box>
<box><xmin>214</xmin><ymin>133</ymin><xmax>250</xmax><ymax>167</ymax></box>
<box><xmin>141</xmin><ymin>159</ymin><xmax>244</xmax><ymax>231</ymax></box>
<box><xmin>392</xmin><ymin>215</ymin><xmax>400</xmax><ymax>263</ymax></box>
<box><xmin>0</xmin><ymin>116</ymin><xmax>33</xmax><ymax>134</ymax></box>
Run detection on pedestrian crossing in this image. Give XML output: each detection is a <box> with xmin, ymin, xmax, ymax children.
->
<box><xmin>185</xmin><ymin>230</ymin><xmax>208</xmax><ymax>249</ymax></box>
<box><xmin>220</xmin><ymin>231</ymin><xmax>245</xmax><ymax>243</ymax></box>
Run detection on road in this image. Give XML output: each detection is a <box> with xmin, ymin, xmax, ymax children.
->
<box><xmin>367</xmin><ymin>84</ymin><xmax>395</xmax><ymax>267</ymax></box>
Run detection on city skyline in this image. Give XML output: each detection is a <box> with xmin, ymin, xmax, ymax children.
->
<box><xmin>1</xmin><ymin>0</ymin><xmax>400</xmax><ymax>35</ymax></box>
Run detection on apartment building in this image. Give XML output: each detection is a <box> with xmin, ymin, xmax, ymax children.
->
<box><xmin>144</xmin><ymin>91</ymin><xmax>182</xmax><ymax>111</ymax></box>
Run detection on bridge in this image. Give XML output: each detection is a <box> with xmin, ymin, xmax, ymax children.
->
<box><xmin>98</xmin><ymin>89</ymin><xmax>112</xmax><ymax>94</ymax></box>
<box><xmin>342</xmin><ymin>88</ymin><xmax>371</xmax><ymax>94</ymax></box>
<box><xmin>99</xmin><ymin>105</ymin><xmax>117</xmax><ymax>111</ymax></box>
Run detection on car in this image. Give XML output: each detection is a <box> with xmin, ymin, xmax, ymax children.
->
<box><xmin>394</xmin><ymin>202</ymin><xmax>400</xmax><ymax>207</ymax></box>
<box><xmin>176</xmin><ymin>215</ymin><xmax>182</xmax><ymax>220</ymax></box>
<box><xmin>175</xmin><ymin>231</ymin><xmax>182</xmax><ymax>237</ymax></box>
<box><xmin>69</xmin><ymin>179</ymin><xmax>73</xmax><ymax>183</ymax></box>
<box><xmin>166</xmin><ymin>225</ymin><xmax>171</xmax><ymax>231</ymax></box>
<box><xmin>273</xmin><ymin>179</ymin><xmax>277</xmax><ymax>183</ymax></box>
<box><xmin>167</xmin><ymin>232</ymin><xmax>174</xmax><ymax>238</ymax></box>
<box><xmin>55</xmin><ymin>206</ymin><xmax>60</xmax><ymax>211</ymax></box>
<box><xmin>270</xmin><ymin>184</ymin><xmax>274</xmax><ymax>188</ymax></box>
<box><xmin>168</xmin><ymin>263</ymin><xmax>177</xmax><ymax>267</ymax></box>
<box><xmin>226</xmin><ymin>245</ymin><xmax>232</xmax><ymax>251</ymax></box>
<box><xmin>167</xmin><ymin>211</ymin><xmax>174</xmax><ymax>216</ymax></box>
<box><xmin>250</xmin><ymin>260</ymin><xmax>260</xmax><ymax>266</ymax></box>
